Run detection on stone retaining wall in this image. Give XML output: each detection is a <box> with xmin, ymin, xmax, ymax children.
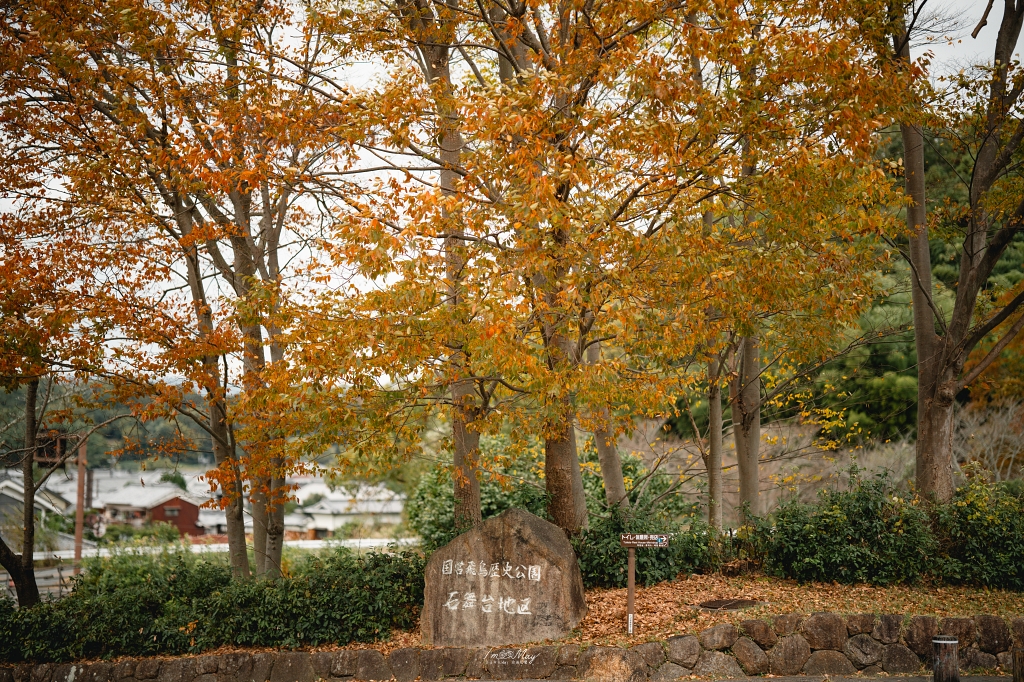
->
<box><xmin>4</xmin><ymin>613</ymin><xmax>1023</xmax><ymax>682</ymax></box>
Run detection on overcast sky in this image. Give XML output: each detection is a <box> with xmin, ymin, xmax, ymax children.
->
<box><xmin>924</xmin><ymin>0</ymin><xmax>1017</xmax><ymax>75</ymax></box>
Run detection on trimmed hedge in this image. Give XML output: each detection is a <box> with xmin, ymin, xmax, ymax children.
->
<box><xmin>933</xmin><ymin>475</ymin><xmax>1024</xmax><ymax>590</ymax></box>
<box><xmin>0</xmin><ymin>547</ymin><xmax>424</xmax><ymax>663</ymax></box>
<box><xmin>754</xmin><ymin>472</ymin><xmax>933</xmax><ymax>585</ymax></box>
<box><xmin>752</xmin><ymin>469</ymin><xmax>1024</xmax><ymax>589</ymax></box>
<box><xmin>573</xmin><ymin>505</ymin><xmax>713</xmax><ymax>588</ymax></box>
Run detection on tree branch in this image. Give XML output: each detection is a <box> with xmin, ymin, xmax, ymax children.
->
<box><xmin>972</xmin><ymin>0</ymin><xmax>996</xmax><ymax>39</ymax></box>
<box><xmin>884</xmin><ymin>235</ymin><xmax>949</xmax><ymax>333</ymax></box>
<box><xmin>961</xmin><ymin>310</ymin><xmax>1024</xmax><ymax>387</ymax></box>
<box><xmin>962</xmin><ymin>286</ymin><xmax>1024</xmax><ymax>353</ymax></box>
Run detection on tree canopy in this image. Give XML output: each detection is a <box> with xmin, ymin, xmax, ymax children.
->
<box><xmin>1</xmin><ymin>0</ymin><xmax>1022</xmax><ymax>591</ymax></box>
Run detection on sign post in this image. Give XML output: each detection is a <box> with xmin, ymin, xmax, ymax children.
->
<box><xmin>619</xmin><ymin>533</ymin><xmax>669</xmax><ymax>635</ymax></box>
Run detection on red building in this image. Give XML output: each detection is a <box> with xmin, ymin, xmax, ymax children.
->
<box><xmin>101</xmin><ymin>484</ymin><xmax>203</xmax><ymax>536</ymax></box>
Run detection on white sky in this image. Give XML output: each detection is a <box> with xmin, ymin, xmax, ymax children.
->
<box><xmin>923</xmin><ymin>0</ymin><xmax>1016</xmax><ymax>74</ymax></box>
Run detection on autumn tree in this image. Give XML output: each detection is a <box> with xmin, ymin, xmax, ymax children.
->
<box><xmin>890</xmin><ymin>0</ymin><xmax>1024</xmax><ymax>501</ymax></box>
<box><xmin>0</xmin><ymin>0</ymin><xmax>360</xmax><ymax>576</ymax></box>
<box><xmin>273</xmin><ymin>0</ymin><xmax>909</xmax><ymax>538</ymax></box>
<box><xmin>0</xmin><ymin>196</ymin><xmax>144</xmax><ymax>604</ymax></box>
<box><xmin>661</xmin><ymin>1</ymin><xmax>910</xmax><ymax>524</ymax></box>
<box><xmin>0</xmin><ymin>44</ymin><xmax>161</xmax><ymax>601</ymax></box>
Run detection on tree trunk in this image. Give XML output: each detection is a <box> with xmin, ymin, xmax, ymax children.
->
<box><xmin>897</xmin><ymin>20</ymin><xmax>950</xmax><ymax>500</ymax></box>
<box><xmin>593</xmin><ymin>420</ymin><xmax>627</xmax><ymax>510</ymax></box>
<box><xmin>10</xmin><ymin>378</ymin><xmax>41</xmax><ymax>607</ymax></box>
<box><xmin>733</xmin><ymin>335</ymin><xmax>761</xmax><ymax>520</ymax></box>
<box><xmin>538</xmin><ymin>149</ymin><xmax>588</xmax><ymax>534</ymax></box>
<box><xmin>489</xmin><ymin>5</ymin><xmax>526</xmax><ymax>83</ymax></box>
<box><xmin>443</xmin><ymin>139</ymin><xmax>482</xmax><ymax>534</ymax></box>
<box><xmin>251</xmin><ymin>484</ymin><xmax>268</xmax><ymax>575</ymax></box>
<box><xmin>209</xmin><ymin>389</ymin><xmax>250</xmax><ymax>579</ymax></box>
<box><xmin>184</xmin><ymin>246</ymin><xmax>247</xmax><ymax>577</ymax></box>
<box><xmin>258</xmin><ymin>319</ymin><xmax>288</xmax><ymax>579</ymax></box>
<box><xmin>902</xmin><ymin>120</ymin><xmax>953</xmax><ymax>501</ymax></box>
<box><xmin>263</xmin><ymin>321</ymin><xmax>286</xmax><ymax>581</ymax></box>
<box><xmin>179</xmin><ymin>222</ymin><xmax>250</xmax><ymax>579</ymax></box>
<box><xmin>586</xmin><ymin>343</ymin><xmax>628</xmax><ymax>510</ymax></box>
<box><xmin>707</xmin><ymin>359</ymin><xmax>723</xmax><ymax>529</ymax></box>
<box><xmin>540</xmin><ymin>295</ymin><xmax>589</xmax><ymax>534</ymax></box>
<box><xmin>452</xmin><ymin>398</ymin><xmax>483</xmax><ymax>532</ymax></box>
<box><xmin>430</xmin><ymin>33</ymin><xmax>483</xmax><ymax>533</ymax></box>
<box><xmin>892</xmin><ymin>7</ymin><xmax>1024</xmax><ymax>501</ymax></box>
<box><xmin>237</xmin><ymin>319</ymin><xmax>277</xmax><ymax>578</ymax></box>
<box><xmin>545</xmin><ymin>419</ymin><xmax>588</xmax><ymax>534</ymax></box>
<box><xmin>249</xmin><ymin>456</ymin><xmax>285</xmax><ymax>579</ymax></box>
<box><xmin>734</xmin><ymin>100</ymin><xmax>761</xmax><ymax>520</ymax></box>
<box><xmin>240</xmin><ymin>321</ymin><xmax>284</xmax><ymax>577</ymax></box>
<box><xmin>915</xmin><ymin>381</ymin><xmax>957</xmax><ymax>500</ymax></box>
<box><xmin>0</xmin><ymin>381</ymin><xmax>44</xmax><ymax>606</ymax></box>
<box><xmin>264</xmin><ymin>474</ymin><xmax>285</xmax><ymax>579</ymax></box>
<box><xmin>0</xmin><ymin>526</ymin><xmax>35</xmax><ymax>607</ymax></box>
<box><xmin>207</xmin><ymin>40</ymin><xmax>283</xmax><ymax>576</ymax></box>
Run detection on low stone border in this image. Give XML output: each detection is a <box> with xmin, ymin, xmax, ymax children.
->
<box><xmin>3</xmin><ymin>613</ymin><xmax>1022</xmax><ymax>682</ymax></box>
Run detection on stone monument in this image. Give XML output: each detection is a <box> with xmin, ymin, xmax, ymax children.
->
<box><xmin>421</xmin><ymin>508</ymin><xmax>587</xmax><ymax>647</ymax></box>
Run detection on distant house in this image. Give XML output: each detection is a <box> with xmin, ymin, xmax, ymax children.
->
<box><xmin>43</xmin><ymin>467</ymin><xmax>215</xmax><ymax>511</ymax></box>
<box><xmin>197</xmin><ymin>509</ymin><xmax>228</xmax><ymax>536</ymax></box>
<box><xmin>283</xmin><ymin>512</ymin><xmax>313</xmax><ymax>536</ymax></box>
<box><xmin>100</xmin><ymin>484</ymin><xmax>203</xmax><ymax>537</ymax></box>
<box><xmin>195</xmin><ymin>481</ymin><xmax>405</xmax><ymax>539</ymax></box>
<box><xmin>196</xmin><ymin>509</ymin><xmax>256</xmax><ymax>536</ymax></box>
<box><xmin>303</xmin><ymin>484</ymin><xmax>404</xmax><ymax>537</ymax></box>
<box><xmin>0</xmin><ymin>473</ymin><xmax>70</xmax><ymax>520</ymax></box>
<box><xmin>291</xmin><ymin>480</ymin><xmax>333</xmax><ymax>505</ymax></box>
<box><xmin>0</xmin><ymin>473</ymin><xmax>77</xmax><ymax>552</ymax></box>
<box><xmin>197</xmin><ymin>509</ymin><xmax>312</xmax><ymax>539</ymax></box>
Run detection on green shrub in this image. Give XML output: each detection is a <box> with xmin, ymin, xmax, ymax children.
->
<box><xmin>573</xmin><ymin>504</ymin><xmax>714</xmax><ymax>588</ymax></box>
<box><xmin>408</xmin><ymin>433</ymin><xmax>704</xmax><ymax>589</ymax></box>
<box><xmin>74</xmin><ymin>545</ymin><xmax>231</xmax><ymax>598</ymax></box>
<box><xmin>933</xmin><ymin>470</ymin><xmax>1024</xmax><ymax>590</ymax></box>
<box><xmin>407</xmin><ymin>433</ymin><xmax>696</xmax><ymax>552</ymax></box>
<box><xmin>756</xmin><ymin>471</ymin><xmax>933</xmax><ymax>585</ymax></box>
<box><xmin>193</xmin><ymin>549</ymin><xmax>424</xmax><ymax>650</ymax></box>
<box><xmin>998</xmin><ymin>478</ymin><xmax>1024</xmax><ymax>499</ymax></box>
<box><xmin>0</xmin><ymin>547</ymin><xmax>424</xmax><ymax>663</ymax></box>
<box><xmin>406</xmin><ymin>437</ymin><xmax>548</xmax><ymax>551</ymax></box>
<box><xmin>0</xmin><ymin>598</ymin><xmax>19</xmax><ymax>661</ymax></box>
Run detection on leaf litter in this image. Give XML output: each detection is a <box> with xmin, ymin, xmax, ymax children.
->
<box><xmin>354</xmin><ymin>573</ymin><xmax>1024</xmax><ymax>653</ymax></box>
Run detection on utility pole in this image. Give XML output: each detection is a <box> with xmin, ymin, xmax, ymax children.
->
<box><xmin>73</xmin><ymin>438</ymin><xmax>86</xmax><ymax>575</ymax></box>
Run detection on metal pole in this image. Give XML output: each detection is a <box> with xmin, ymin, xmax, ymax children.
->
<box><xmin>73</xmin><ymin>439</ymin><xmax>86</xmax><ymax>575</ymax></box>
<box><xmin>933</xmin><ymin>635</ymin><xmax>958</xmax><ymax>682</ymax></box>
<box><xmin>627</xmin><ymin>546</ymin><xmax>635</xmax><ymax>635</ymax></box>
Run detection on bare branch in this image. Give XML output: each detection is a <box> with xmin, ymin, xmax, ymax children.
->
<box><xmin>972</xmin><ymin>0</ymin><xmax>996</xmax><ymax>39</ymax></box>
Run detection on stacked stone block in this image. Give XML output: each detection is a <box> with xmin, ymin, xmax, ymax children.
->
<box><xmin>3</xmin><ymin>613</ymin><xmax>1021</xmax><ymax>682</ymax></box>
